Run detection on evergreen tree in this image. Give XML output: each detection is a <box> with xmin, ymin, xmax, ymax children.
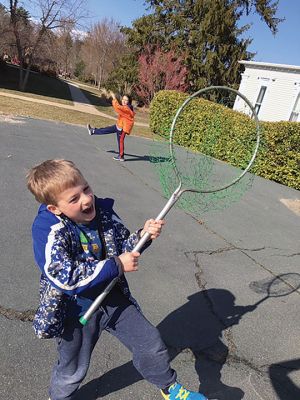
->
<box><xmin>181</xmin><ymin>0</ymin><xmax>252</xmax><ymax>88</ymax></box>
<box><xmin>234</xmin><ymin>0</ymin><xmax>283</xmax><ymax>34</ymax></box>
<box><xmin>121</xmin><ymin>14</ymin><xmax>166</xmax><ymax>53</ymax></box>
<box><xmin>105</xmin><ymin>53</ymin><xmax>139</xmax><ymax>95</ymax></box>
<box><xmin>124</xmin><ymin>0</ymin><xmax>283</xmax><ymax>89</ymax></box>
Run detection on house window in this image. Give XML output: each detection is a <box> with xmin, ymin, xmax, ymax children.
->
<box><xmin>254</xmin><ymin>86</ymin><xmax>267</xmax><ymax>115</ymax></box>
<box><xmin>289</xmin><ymin>92</ymin><xmax>300</xmax><ymax>122</ymax></box>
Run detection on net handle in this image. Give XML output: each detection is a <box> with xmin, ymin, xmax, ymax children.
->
<box><xmin>169</xmin><ymin>86</ymin><xmax>261</xmax><ymax>193</ymax></box>
<box><xmin>79</xmin><ymin>183</ymin><xmax>184</xmax><ymax>325</ymax></box>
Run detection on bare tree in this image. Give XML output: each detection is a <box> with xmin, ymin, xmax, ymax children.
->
<box><xmin>81</xmin><ymin>19</ymin><xmax>126</xmax><ymax>89</ymax></box>
<box><xmin>7</xmin><ymin>0</ymin><xmax>86</xmax><ymax>90</ymax></box>
<box><xmin>135</xmin><ymin>46</ymin><xmax>188</xmax><ymax>105</ymax></box>
<box><xmin>54</xmin><ymin>23</ymin><xmax>75</xmax><ymax>77</ymax></box>
<box><xmin>0</xmin><ymin>4</ymin><xmax>13</xmax><ymax>57</ymax></box>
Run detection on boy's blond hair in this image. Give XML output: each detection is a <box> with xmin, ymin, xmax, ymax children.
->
<box><xmin>26</xmin><ymin>159</ymin><xmax>85</xmax><ymax>205</ymax></box>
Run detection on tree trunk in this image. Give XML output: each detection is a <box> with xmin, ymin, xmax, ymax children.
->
<box><xmin>17</xmin><ymin>62</ymin><xmax>24</xmax><ymax>90</ymax></box>
<box><xmin>97</xmin><ymin>63</ymin><xmax>104</xmax><ymax>91</ymax></box>
<box><xmin>21</xmin><ymin>62</ymin><xmax>33</xmax><ymax>91</ymax></box>
<box><xmin>20</xmin><ymin>28</ymin><xmax>45</xmax><ymax>91</ymax></box>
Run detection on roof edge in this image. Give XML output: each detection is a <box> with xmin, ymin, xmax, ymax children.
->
<box><xmin>239</xmin><ymin>60</ymin><xmax>300</xmax><ymax>72</ymax></box>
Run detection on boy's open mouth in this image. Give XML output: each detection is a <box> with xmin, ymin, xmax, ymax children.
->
<box><xmin>82</xmin><ymin>204</ymin><xmax>94</xmax><ymax>214</ymax></box>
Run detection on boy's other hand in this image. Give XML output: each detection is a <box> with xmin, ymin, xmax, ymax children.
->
<box><xmin>118</xmin><ymin>251</ymin><xmax>140</xmax><ymax>272</ymax></box>
<box><xmin>141</xmin><ymin>219</ymin><xmax>165</xmax><ymax>240</ymax></box>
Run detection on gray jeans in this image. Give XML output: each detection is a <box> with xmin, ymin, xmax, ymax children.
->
<box><xmin>49</xmin><ymin>288</ymin><xmax>176</xmax><ymax>400</ymax></box>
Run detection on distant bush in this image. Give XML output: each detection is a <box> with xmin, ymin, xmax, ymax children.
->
<box><xmin>22</xmin><ymin>62</ymin><xmax>37</xmax><ymax>73</ymax></box>
<box><xmin>74</xmin><ymin>60</ymin><xmax>86</xmax><ymax>80</ymax></box>
<box><xmin>150</xmin><ymin>90</ymin><xmax>300</xmax><ymax>190</ymax></box>
<box><xmin>41</xmin><ymin>69</ymin><xmax>58</xmax><ymax>79</ymax></box>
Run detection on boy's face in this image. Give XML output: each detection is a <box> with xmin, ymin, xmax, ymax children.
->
<box><xmin>47</xmin><ymin>179</ymin><xmax>96</xmax><ymax>224</ymax></box>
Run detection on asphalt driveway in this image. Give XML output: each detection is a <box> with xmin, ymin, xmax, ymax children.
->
<box><xmin>0</xmin><ymin>114</ymin><xmax>299</xmax><ymax>400</ymax></box>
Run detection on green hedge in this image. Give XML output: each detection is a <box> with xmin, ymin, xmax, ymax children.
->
<box><xmin>150</xmin><ymin>90</ymin><xmax>300</xmax><ymax>190</ymax></box>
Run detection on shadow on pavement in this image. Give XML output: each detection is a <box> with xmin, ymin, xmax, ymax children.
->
<box><xmin>107</xmin><ymin>149</ymin><xmax>170</xmax><ymax>163</ymax></box>
<box><xmin>74</xmin><ymin>273</ymin><xmax>300</xmax><ymax>399</ymax></box>
<box><xmin>74</xmin><ymin>288</ymin><xmax>256</xmax><ymax>399</ymax></box>
<box><xmin>269</xmin><ymin>358</ymin><xmax>300</xmax><ymax>399</ymax></box>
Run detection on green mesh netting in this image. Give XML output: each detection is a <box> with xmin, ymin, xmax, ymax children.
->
<box><xmin>149</xmin><ymin>86</ymin><xmax>260</xmax><ymax>217</ymax></box>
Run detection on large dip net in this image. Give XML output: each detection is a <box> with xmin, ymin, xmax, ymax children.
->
<box><xmin>80</xmin><ymin>86</ymin><xmax>261</xmax><ymax>326</ymax></box>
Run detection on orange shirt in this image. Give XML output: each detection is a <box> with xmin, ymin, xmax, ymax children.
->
<box><xmin>113</xmin><ymin>99</ymin><xmax>135</xmax><ymax>134</ymax></box>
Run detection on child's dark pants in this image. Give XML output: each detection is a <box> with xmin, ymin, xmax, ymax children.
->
<box><xmin>49</xmin><ymin>288</ymin><xmax>176</xmax><ymax>400</ymax></box>
<box><xmin>93</xmin><ymin>124</ymin><xmax>126</xmax><ymax>158</ymax></box>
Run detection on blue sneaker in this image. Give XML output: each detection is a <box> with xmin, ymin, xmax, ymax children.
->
<box><xmin>161</xmin><ymin>383</ymin><xmax>207</xmax><ymax>400</ymax></box>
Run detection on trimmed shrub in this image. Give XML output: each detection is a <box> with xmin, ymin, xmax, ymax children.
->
<box><xmin>150</xmin><ymin>90</ymin><xmax>300</xmax><ymax>190</ymax></box>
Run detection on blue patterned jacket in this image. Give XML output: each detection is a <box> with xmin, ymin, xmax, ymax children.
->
<box><xmin>32</xmin><ymin>197</ymin><xmax>148</xmax><ymax>338</ymax></box>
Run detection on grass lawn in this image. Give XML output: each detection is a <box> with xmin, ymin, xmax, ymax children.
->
<box><xmin>0</xmin><ymin>63</ymin><xmax>73</xmax><ymax>104</ymax></box>
<box><xmin>0</xmin><ymin>64</ymin><xmax>152</xmax><ymax>138</ymax></box>
<box><xmin>0</xmin><ymin>95</ymin><xmax>111</xmax><ymax>127</ymax></box>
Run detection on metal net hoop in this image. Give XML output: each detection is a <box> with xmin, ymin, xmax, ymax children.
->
<box><xmin>168</xmin><ymin>86</ymin><xmax>260</xmax><ymax>194</ymax></box>
<box><xmin>150</xmin><ymin>86</ymin><xmax>261</xmax><ymax>215</ymax></box>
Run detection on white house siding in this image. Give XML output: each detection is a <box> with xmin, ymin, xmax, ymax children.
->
<box><xmin>234</xmin><ymin>61</ymin><xmax>300</xmax><ymax>122</ymax></box>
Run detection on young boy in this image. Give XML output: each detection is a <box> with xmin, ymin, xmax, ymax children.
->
<box><xmin>27</xmin><ymin>159</ymin><xmax>207</xmax><ymax>400</ymax></box>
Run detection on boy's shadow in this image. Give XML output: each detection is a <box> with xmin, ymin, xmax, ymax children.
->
<box><xmin>269</xmin><ymin>358</ymin><xmax>300</xmax><ymax>399</ymax></box>
<box><xmin>74</xmin><ymin>288</ymin><xmax>256</xmax><ymax>399</ymax></box>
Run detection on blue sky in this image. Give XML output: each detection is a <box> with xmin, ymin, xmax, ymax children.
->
<box><xmin>86</xmin><ymin>0</ymin><xmax>300</xmax><ymax>66</ymax></box>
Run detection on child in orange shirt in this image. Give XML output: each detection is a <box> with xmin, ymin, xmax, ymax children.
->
<box><xmin>88</xmin><ymin>92</ymin><xmax>135</xmax><ymax>162</ymax></box>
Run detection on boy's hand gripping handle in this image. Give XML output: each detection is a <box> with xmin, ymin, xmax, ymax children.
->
<box><xmin>79</xmin><ymin>231</ymin><xmax>151</xmax><ymax>326</ymax></box>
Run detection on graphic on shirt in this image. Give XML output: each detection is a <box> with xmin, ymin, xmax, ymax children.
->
<box><xmin>78</xmin><ymin>224</ymin><xmax>102</xmax><ymax>260</ymax></box>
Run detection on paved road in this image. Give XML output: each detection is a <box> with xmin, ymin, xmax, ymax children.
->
<box><xmin>0</xmin><ymin>114</ymin><xmax>299</xmax><ymax>400</ymax></box>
